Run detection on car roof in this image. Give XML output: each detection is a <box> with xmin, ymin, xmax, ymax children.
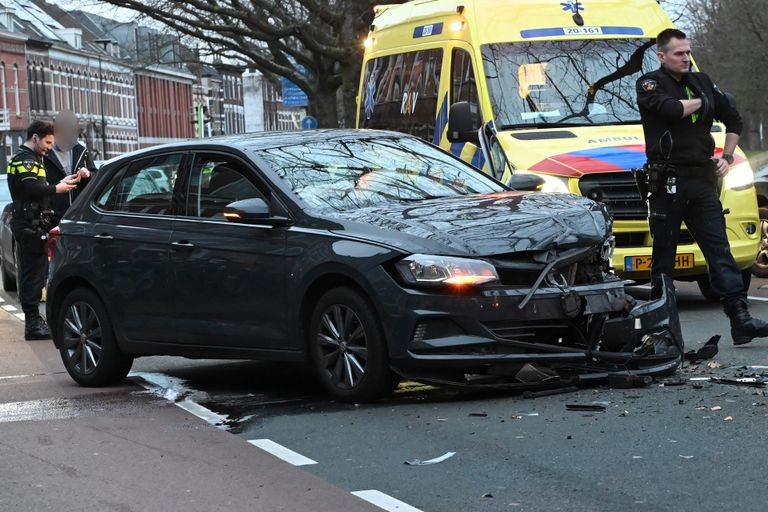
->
<box><xmin>107</xmin><ymin>129</ymin><xmax>413</xmax><ymax>165</ymax></box>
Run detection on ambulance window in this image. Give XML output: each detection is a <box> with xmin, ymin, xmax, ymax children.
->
<box><xmin>358</xmin><ymin>48</ymin><xmax>443</xmax><ymax>142</ymax></box>
<box><xmin>451</xmin><ymin>48</ymin><xmax>480</xmax><ymax>116</ymax></box>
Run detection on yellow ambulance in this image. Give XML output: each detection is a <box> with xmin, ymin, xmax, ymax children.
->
<box><xmin>356</xmin><ymin>0</ymin><xmax>760</xmax><ymax>297</ymax></box>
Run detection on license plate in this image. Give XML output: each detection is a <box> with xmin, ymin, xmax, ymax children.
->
<box><xmin>624</xmin><ymin>253</ymin><xmax>694</xmax><ymax>271</ymax></box>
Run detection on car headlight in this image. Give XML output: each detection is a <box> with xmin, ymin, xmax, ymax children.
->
<box><xmin>725</xmin><ymin>162</ymin><xmax>754</xmax><ymax>191</ymax></box>
<box><xmin>396</xmin><ymin>254</ymin><xmax>499</xmax><ymax>287</ymax></box>
<box><xmin>539</xmin><ymin>174</ymin><xmax>570</xmax><ymax>193</ymax></box>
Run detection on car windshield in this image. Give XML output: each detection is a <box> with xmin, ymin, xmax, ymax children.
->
<box><xmin>481</xmin><ymin>39</ymin><xmax>658</xmax><ymax>129</ymax></box>
<box><xmin>256</xmin><ymin>136</ymin><xmax>505</xmax><ymax>211</ymax></box>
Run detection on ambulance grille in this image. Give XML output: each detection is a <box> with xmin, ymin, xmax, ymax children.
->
<box><xmin>578</xmin><ymin>172</ymin><xmax>647</xmax><ymax>220</ymax></box>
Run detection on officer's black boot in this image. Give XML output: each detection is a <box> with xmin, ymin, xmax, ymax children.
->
<box><xmin>723</xmin><ymin>297</ymin><xmax>768</xmax><ymax>346</ymax></box>
<box><xmin>24</xmin><ymin>313</ymin><xmax>51</xmax><ymax>341</ymax></box>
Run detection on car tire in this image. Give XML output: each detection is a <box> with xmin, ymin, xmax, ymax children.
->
<box><xmin>56</xmin><ymin>287</ymin><xmax>133</xmax><ymax>387</ymax></box>
<box><xmin>752</xmin><ymin>207</ymin><xmax>768</xmax><ymax>278</ymax></box>
<box><xmin>697</xmin><ymin>269</ymin><xmax>752</xmax><ymax>302</ymax></box>
<box><xmin>308</xmin><ymin>287</ymin><xmax>399</xmax><ymax>402</ymax></box>
<box><xmin>1</xmin><ymin>243</ymin><xmax>16</xmax><ymax>292</ymax></box>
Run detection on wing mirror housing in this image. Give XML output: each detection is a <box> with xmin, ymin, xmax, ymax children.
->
<box><xmin>507</xmin><ymin>173</ymin><xmax>545</xmax><ymax>192</ymax></box>
<box><xmin>447</xmin><ymin>101</ymin><xmax>480</xmax><ymax>144</ymax></box>
<box><xmin>223</xmin><ymin>198</ymin><xmax>293</xmax><ymax>227</ymax></box>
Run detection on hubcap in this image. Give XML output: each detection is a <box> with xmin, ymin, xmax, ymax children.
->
<box><xmin>62</xmin><ymin>302</ymin><xmax>103</xmax><ymax>375</ymax></box>
<box><xmin>317</xmin><ymin>304</ymin><xmax>368</xmax><ymax>389</ymax></box>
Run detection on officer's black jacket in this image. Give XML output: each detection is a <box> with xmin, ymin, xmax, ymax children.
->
<box><xmin>44</xmin><ymin>142</ymin><xmax>96</xmax><ymax>221</ymax></box>
<box><xmin>636</xmin><ymin>66</ymin><xmax>742</xmax><ymax>165</ymax></box>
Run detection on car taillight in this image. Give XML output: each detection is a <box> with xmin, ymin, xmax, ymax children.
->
<box><xmin>48</xmin><ymin>226</ymin><xmax>61</xmax><ymax>262</ymax></box>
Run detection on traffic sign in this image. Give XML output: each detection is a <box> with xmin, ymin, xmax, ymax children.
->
<box><xmin>300</xmin><ymin>116</ymin><xmax>318</xmax><ymax>129</ymax></box>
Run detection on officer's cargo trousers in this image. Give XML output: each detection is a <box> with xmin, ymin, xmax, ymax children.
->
<box><xmin>648</xmin><ymin>175</ymin><xmax>745</xmax><ymax>299</ymax></box>
<box><xmin>14</xmin><ymin>237</ymin><xmax>47</xmax><ymax>318</ymax></box>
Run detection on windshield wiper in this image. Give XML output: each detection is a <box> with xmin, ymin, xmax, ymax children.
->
<box><xmin>498</xmin><ymin>122</ymin><xmax>595</xmax><ymax>130</ymax></box>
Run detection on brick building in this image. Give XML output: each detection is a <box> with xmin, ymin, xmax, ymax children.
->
<box><xmin>0</xmin><ymin>25</ymin><xmax>28</xmax><ymax>162</ymax></box>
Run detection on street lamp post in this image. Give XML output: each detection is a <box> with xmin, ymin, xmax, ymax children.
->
<box><xmin>94</xmin><ymin>39</ymin><xmax>112</xmax><ymax>159</ymax></box>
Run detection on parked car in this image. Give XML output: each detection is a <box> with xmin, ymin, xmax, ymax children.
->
<box><xmin>47</xmin><ymin>130</ymin><xmax>684</xmax><ymax>401</ymax></box>
<box><xmin>0</xmin><ymin>174</ymin><xmax>17</xmax><ymax>291</ymax></box>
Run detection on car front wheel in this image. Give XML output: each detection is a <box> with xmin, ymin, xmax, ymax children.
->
<box><xmin>308</xmin><ymin>287</ymin><xmax>399</xmax><ymax>402</ymax></box>
<box><xmin>752</xmin><ymin>207</ymin><xmax>768</xmax><ymax>278</ymax></box>
<box><xmin>57</xmin><ymin>288</ymin><xmax>133</xmax><ymax>387</ymax></box>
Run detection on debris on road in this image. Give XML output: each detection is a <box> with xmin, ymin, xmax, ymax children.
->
<box><xmin>566</xmin><ymin>404</ymin><xmax>606</xmax><ymax>412</ymax></box>
<box><xmin>711</xmin><ymin>377</ymin><xmax>766</xmax><ymax>388</ymax></box>
<box><xmin>710</xmin><ymin>406</ymin><xmax>722</xmax><ymax>411</ymax></box>
<box><xmin>679</xmin><ymin>455</ymin><xmax>695</xmax><ymax>459</ymax></box>
<box><xmin>468</xmin><ymin>412</ymin><xmax>488</xmax><ymax>417</ymax></box>
<box><xmin>608</xmin><ymin>374</ymin><xmax>652</xmax><ymax>389</ymax></box>
<box><xmin>683</xmin><ymin>335</ymin><xmax>720</xmax><ymax>362</ymax></box>
<box><xmin>404</xmin><ymin>452</ymin><xmax>456</xmax><ymax>466</ymax></box>
<box><xmin>724</xmin><ymin>416</ymin><xmax>734</xmax><ymax>421</ymax></box>
<box><xmin>523</xmin><ymin>386</ymin><xmax>579</xmax><ymax>399</ymax></box>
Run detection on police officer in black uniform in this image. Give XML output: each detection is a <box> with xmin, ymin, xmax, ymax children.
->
<box><xmin>7</xmin><ymin>121</ymin><xmax>77</xmax><ymax>340</ymax></box>
<box><xmin>637</xmin><ymin>28</ymin><xmax>768</xmax><ymax>346</ymax></box>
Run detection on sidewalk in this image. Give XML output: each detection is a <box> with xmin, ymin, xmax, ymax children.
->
<box><xmin>0</xmin><ymin>310</ymin><xmax>380</xmax><ymax>512</ymax></box>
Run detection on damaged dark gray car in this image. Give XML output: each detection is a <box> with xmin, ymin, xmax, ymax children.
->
<box><xmin>47</xmin><ymin>130</ymin><xmax>682</xmax><ymax>402</ymax></box>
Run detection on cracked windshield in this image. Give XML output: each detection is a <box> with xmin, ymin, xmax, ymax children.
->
<box><xmin>257</xmin><ymin>137</ymin><xmax>503</xmax><ymax>210</ymax></box>
<box><xmin>482</xmin><ymin>39</ymin><xmax>658</xmax><ymax>128</ymax></box>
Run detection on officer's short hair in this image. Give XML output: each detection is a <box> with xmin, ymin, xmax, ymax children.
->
<box><xmin>26</xmin><ymin>120</ymin><xmax>54</xmax><ymax>141</ymax></box>
<box><xmin>656</xmin><ymin>28</ymin><xmax>688</xmax><ymax>53</ymax></box>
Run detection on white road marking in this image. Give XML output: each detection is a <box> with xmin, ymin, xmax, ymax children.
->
<box><xmin>174</xmin><ymin>398</ymin><xmax>228</xmax><ymax>427</ymax></box>
<box><xmin>247</xmin><ymin>439</ymin><xmax>318</xmax><ymax>466</ymax></box>
<box><xmin>1</xmin><ymin>304</ymin><xmax>17</xmax><ymax>311</ymax></box>
<box><xmin>748</xmin><ymin>296</ymin><xmax>768</xmax><ymax>302</ymax></box>
<box><xmin>13</xmin><ymin>313</ymin><xmax>25</xmax><ymax>321</ymax></box>
<box><xmin>0</xmin><ymin>295</ymin><xmax>5</xmax><ymax>302</ymax></box>
<box><xmin>352</xmin><ymin>490</ymin><xmax>423</xmax><ymax>512</ymax></box>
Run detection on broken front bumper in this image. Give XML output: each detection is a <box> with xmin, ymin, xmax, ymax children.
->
<box><xmin>388</xmin><ymin>275</ymin><xmax>683</xmax><ymax>390</ymax></box>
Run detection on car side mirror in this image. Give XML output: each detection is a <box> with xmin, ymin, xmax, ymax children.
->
<box><xmin>447</xmin><ymin>101</ymin><xmax>479</xmax><ymax>144</ymax></box>
<box><xmin>223</xmin><ymin>198</ymin><xmax>293</xmax><ymax>227</ymax></box>
<box><xmin>506</xmin><ymin>173</ymin><xmax>545</xmax><ymax>192</ymax></box>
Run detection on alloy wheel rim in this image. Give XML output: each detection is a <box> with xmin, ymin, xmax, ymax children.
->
<box><xmin>757</xmin><ymin>218</ymin><xmax>768</xmax><ymax>268</ymax></box>
<box><xmin>62</xmin><ymin>302</ymin><xmax>103</xmax><ymax>375</ymax></box>
<box><xmin>317</xmin><ymin>304</ymin><xmax>368</xmax><ymax>389</ymax></box>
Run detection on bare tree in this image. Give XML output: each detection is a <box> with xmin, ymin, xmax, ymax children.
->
<box><xmin>688</xmin><ymin>0</ymin><xmax>768</xmax><ymax>149</ymax></box>
<box><xmin>96</xmin><ymin>0</ymin><xmax>407</xmax><ymax>128</ymax></box>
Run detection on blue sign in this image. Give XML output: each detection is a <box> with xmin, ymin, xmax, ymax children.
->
<box><xmin>282</xmin><ymin>64</ymin><xmax>309</xmax><ymax>107</ymax></box>
<box><xmin>300</xmin><ymin>115</ymin><xmax>318</xmax><ymax>129</ymax></box>
<box><xmin>413</xmin><ymin>22</ymin><xmax>443</xmax><ymax>38</ymax></box>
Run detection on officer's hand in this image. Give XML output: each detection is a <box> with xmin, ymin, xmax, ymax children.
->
<box><xmin>76</xmin><ymin>167</ymin><xmax>91</xmax><ymax>180</ymax></box>
<box><xmin>55</xmin><ymin>181</ymin><xmax>77</xmax><ymax>194</ymax></box>
<box><xmin>714</xmin><ymin>157</ymin><xmax>730</xmax><ymax>177</ymax></box>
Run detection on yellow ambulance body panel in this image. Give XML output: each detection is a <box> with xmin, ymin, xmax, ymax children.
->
<box><xmin>357</xmin><ymin>0</ymin><xmax>759</xmax><ymax>283</ymax></box>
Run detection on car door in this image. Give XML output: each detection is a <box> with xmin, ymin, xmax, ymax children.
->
<box><xmin>170</xmin><ymin>151</ymin><xmax>290</xmax><ymax>349</ymax></box>
<box><xmin>91</xmin><ymin>152</ymin><xmax>185</xmax><ymax>343</ymax></box>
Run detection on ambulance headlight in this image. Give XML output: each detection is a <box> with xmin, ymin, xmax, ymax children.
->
<box><xmin>724</xmin><ymin>162</ymin><xmax>754</xmax><ymax>191</ymax></box>
<box><xmin>539</xmin><ymin>174</ymin><xmax>570</xmax><ymax>193</ymax></box>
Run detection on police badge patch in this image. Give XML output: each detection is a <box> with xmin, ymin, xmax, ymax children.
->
<box><xmin>641</xmin><ymin>79</ymin><xmax>657</xmax><ymax>92</ymax></box>
<box><xmin>24</xmin><ymin>162</ymin><xmax>34</xmax><ymax>170</ymax></box>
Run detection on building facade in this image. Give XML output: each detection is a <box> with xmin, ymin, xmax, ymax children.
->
<box><xmin>0</xmin><ymin>27</ymin><xmax>28</xmax><ymax>162</ymax></box>
<box><xmin>135</xmin><ymin>66</ymin><xmax>195</xmax><ymax>147</ymax></box>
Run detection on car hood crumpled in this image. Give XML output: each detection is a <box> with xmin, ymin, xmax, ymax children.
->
<box><xmin>322</xmin><ymin>191</ymin><xmax>612</xmax><ymax>257</ymax></box>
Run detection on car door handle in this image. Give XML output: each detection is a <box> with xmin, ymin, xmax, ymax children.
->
<box><xmin>171</xmin><ymin>240</ymin><xmax>195</xmax><ymax>250</ymax></box>
<box><xmin>93</xmin><ymin>233</ymin><xmax>113</xmax><ymax>241</ymax></box>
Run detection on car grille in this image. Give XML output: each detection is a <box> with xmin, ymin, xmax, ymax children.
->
<box><xmin>483</xmin><ymin>320</ymin><xmax>575</xmax><ymax>345</ymax></box>
<box><xmin>614</xmin><ymin>230</ymin><xmax>695</xmax><ymax>247</ymax></box>
<box><xmin>579</xmin><ymin>172</ymin><xmax>646</xmax><ymax>220</ymax></box>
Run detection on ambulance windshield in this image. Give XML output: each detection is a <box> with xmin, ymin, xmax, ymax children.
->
<box><xmin>481</xmin><ymin>39</ymin><xmax>658</xmax><ymax>129</ymax></box>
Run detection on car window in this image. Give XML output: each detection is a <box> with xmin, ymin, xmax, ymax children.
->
<box><xmin>0</xmin><ymin>178</ymin><xmax>10</xmax><ymax>202</ymax></box>
<box><xmin>256</xmin><ymin>135</ymin><xmax>505</xmax><ymax>211</ymax></box>
<box><xmin>185</xmin><ymin>155</ymin><xmax>266</xmax><ymax>219</ymax></box>
<box><xmin>95</xmin><ymin>154</ymin><xmax>182</xmax><ymax>215</ymax></box>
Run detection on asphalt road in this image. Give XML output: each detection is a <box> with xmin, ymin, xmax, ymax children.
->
<box><xmin>2</xmin><ymin>279</ymin><xmax>768</xmax><ymax>511</ymax></box>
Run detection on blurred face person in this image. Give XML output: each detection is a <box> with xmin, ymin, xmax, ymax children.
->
<box><xmin>53</xmin><ymin>110</ymin><xmax>79</xmax><ymax>151</ymax></box>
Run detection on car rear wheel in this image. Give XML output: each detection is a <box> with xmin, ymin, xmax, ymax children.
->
<box><xmin>1</xmin><ymin>243</ymin><xmax>16</xmax><ymax>292</ymax></box>
<box><xmin>308</xmin><ymin>287</ymin><xmax>399</xmax><ymax>402</ymax></box>
<box><xmin>697</xmin><ymin>269</ymin><xmax>752</xmax><ymax>302</ymax></box>
<box><xmin>57</xmin><ymin>288</ymin><xmax>133</xmax><ymax>387</ymax></box>
<box><xmin>752</xmin><ymin>207</ymin><xmax>768</xmax><ymax>278</ymax></box>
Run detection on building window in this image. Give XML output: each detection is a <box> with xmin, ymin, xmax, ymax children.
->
<box><xmin>0</xmin><ymin>63</ymin><xmax>6</xmax><ymax>114</ymax></box>
<box><xmin>12</xmin><ymin>64</ymin><xmax>19</xmax><ymax>116</ymax></box>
